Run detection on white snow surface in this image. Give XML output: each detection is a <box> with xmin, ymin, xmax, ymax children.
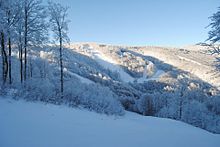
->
<box><xmin>80</xmin><ymin>45</ymin><xmax>164</xmax><ymax>83</ymax></box>
<box><xmin>63</xmin><ymin>68</ymin><xmax>94</xmax><ymax>84</ymax></box>
<box><xmin>141</xmin><ymin>46</ymin><xmax>220</xmax><ymax>89</ymax></box>
<box><xmin>91</xmin><ymin>47</ymin><xmax>134</xmax><ymax>82</ymax></box>
<box><xmin>137</xmin><ymin>70</ymin><xmax>165</xmax><ymax>83</ymax></box>
<box><xmin>0</xmin><ymin>98</ymin><xmax>220</xmax><ymax>147</ymax></box>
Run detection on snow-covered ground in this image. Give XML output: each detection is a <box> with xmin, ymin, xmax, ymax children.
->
<box><xmin>137</xmin><ymin>70</ymin><xmax>165</xmax><ymax>83</ymax></box>
<box><xmin>69</xmin><ymin>43</ymin><xmax>220</xmax><ymax>88</ymax></box>
<box><xmin>0</xmin><ymin>98</ymin><xmax>220</xmax><ymax>147</ymax></box>
<box><xmin>71</xmin><ymin>44</ymin><xmax>165</xmax><ymax>83</ymax></box>
<box><xmin>91</xmin><ymin>47</ymin><xmax>134</xmax><ymax>82</ymax></box>
<box><xmin>63</xmin><ymin>68</ymin><xmax>94</xmax><ymax>84</ymax></box>
<box><xmin>140</xmin><ymin>46</ymin><xmax>220</xmax><ymax>89</ymax></box>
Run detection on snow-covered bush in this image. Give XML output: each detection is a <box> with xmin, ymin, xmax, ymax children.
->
<box><xmin>181</xmin><ymin>100</ymin><xmax>220</xmax><ymax>133</ymax></box>
<box><xmin>64</xmin><ymin>80</ymin><xmax>125</xmax><ymax>115</ymax></box>
<box><xmin>131</xmin><ymin>81</ymin><xmax>168</xmax><ymax>98</ymax></box>
<box><xmin>183</xmin><ymin>88</ymin><xmax>208</xmax><ymax>102</ymax></box>
<box><xmin>206</xmin><ymin>96</ymin><xmax>220</xmax><ymax>115</ymax></box>
<box><xmin>182</xmin><ymin>101</ymin><xmax>209</xmax><ymax>128</ymax></box>
<box><xmin>10</xmin><ymin>77</ymin><xmax>125</xmax><ymax>115</ymax></box>
<box><xmin>157</xmin><ymin>105</ymin><xmax>179</xmax><ymax>119</ymax></box>
<box><xmin>154</xmin><ymin>93</ymin><xmax>180</xmax><ymax>119</ymax></box>
<box><xmin>16</xmin><ymin>78</ymin><xmax>57</xmax><ymax>102</ymax></box>
<box><xmin>80</xmin><ymin>85</ymin><xmax>124</xmax><ymax>115</ymax></box>
<box><xmin>143</xmin><ymin>61</ymin><xmax>156</xmax><ymax>78</ymax></box>
<box><xmin>136</xmin><ymin>94</ymin><xmax>154</xmax><ymax>115</ymax></box>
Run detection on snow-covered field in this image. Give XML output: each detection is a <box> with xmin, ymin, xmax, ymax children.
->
<box><xmin>0</xmin><ymin>98</ymin><xmax>220</xmax><ymax>147</ymax></box>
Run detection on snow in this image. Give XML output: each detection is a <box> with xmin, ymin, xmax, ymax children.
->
<box><xmin>91</xmin><ymin>48</ymin><xmax>134</xmax><ymax>82</ymax></box>
<box><xmin>0</xmin><ymin>98</ymin><xmax>220</xmax><ymax>147</ymax></box>
<box><xmin>137</xmin><ymin>70</ymin><xmax>165</xmax><ymax>83</ymax></box>
<box><xmin>177</xmin><ymin>55</ymin><xmax>202</xmax><ymax>66</ymax></box>
<box><xmin>81</xmin><ymin>45</ymin><xmax>164</xmax><ymax>83</ymax></box>
<box><xmin>70</xmin><ymin>43</ymin><xmax>220</xmax><ymax>88</ymax></box>
<box><xmin>63</xmin><ymin>68</ymin><xmax>94</xmax><ymax>84</ymax></box>
<box><xmin>143</xmin><ymin>61</ymin><xmax>155</xmax><ymax>78</ymax></box>
<box><xmin>141</xmin><ymin>46</ymin><xmax>220</xmax><ymax>89</ymax></box>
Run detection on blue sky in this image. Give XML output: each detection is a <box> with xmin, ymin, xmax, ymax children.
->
<box><xmin>52</xmin><ymin>0</ymin><xmax>219</xmax><ymax>46</ymax></box>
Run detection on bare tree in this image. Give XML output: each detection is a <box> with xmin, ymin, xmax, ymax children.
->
<box><xmin>0</xmin><ymin>0</ymin><xmax>48</xmax><ymax>84</ymax></box>
<box><xmin>48</xmin><ymin>1</ymin><xmax>70</xmax><ymax>95</ymax></box>
<box><xmin>4</xmin><ymin>0</ymin><xmax>20</xmax><ymax>84</ymax></box>
<box><xmin>17</xmin><ymin>15</ymin><xmax>24</xmax><ymax>83</ymax></box>
<box><xmin>21</xmin><ymin>0</ymin><xmax>48</xmax><ymax>81</ymax></box>
<box><xmin>0</xmin><ymin>0</ymin><xmax>8</xmax><ymax>84</ymax></box>
<box><xmin>0</xmin><ymin>32</ymin><xmax>8</xmax><ymax>84</ymax></box>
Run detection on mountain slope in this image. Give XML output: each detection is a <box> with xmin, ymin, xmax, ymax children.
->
<box><xmin>1</xmin><ymin>43</ymin><xmax>220</xmax><ymax>134</ymax></box>
<box><xmin>139</xmin><ymin>45</ymin><xmax>220</xmax><ymax>89</ymax></box>
<box><xmin>0</xmin><ymin>98</ymin><xmax>220</xmax><ymax>147</ymax></box>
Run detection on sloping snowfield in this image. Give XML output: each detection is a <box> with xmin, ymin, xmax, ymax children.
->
<box><xmin>70</xmin><ymin>43</ymin><xmax>165</xmax><ymax>83</ymax></box>
<box><xmin>0</xmin><ymin>98</ymin><xmax>219</xmax><ymax>147</ymax></box>
<box><xmin>140</xmin><ymin>45</ymin><xmax>220</xmax><ymax>89</ymax></box>
<box><xmin>69</xmin><ymin>43</ymin><xmax>220</xmax><ymax>89</ymax></box>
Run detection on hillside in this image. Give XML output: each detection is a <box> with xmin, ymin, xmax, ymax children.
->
<box><xmin>1</xmin><ymin>42</ymin><xmax>220</xmax><ymax>134</ymax></box>
<box><xmin>1</xmin><ymin>0</ymin><xmax>219</xmax><ymax>146</ymax></box>
<box><xmin>0</xmin><ymin>98</ymin><xmax>219</xmax><ymax>147</ymax></box>
<box><xmin>68</xmin><ymin>43</ymin><xmax>220</xmax><ymax>89</ymax></box>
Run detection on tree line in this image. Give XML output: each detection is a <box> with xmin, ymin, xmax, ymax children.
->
<box><xmin>0</xmin><ymin>0</ymin><xmax>69</xmax><ymax>95</ymax></box>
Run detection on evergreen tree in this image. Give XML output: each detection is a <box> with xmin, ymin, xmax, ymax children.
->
<box><xmin>207</xmin><ymin>7</ymin><xmax>220</xmax><ymax>43</ymax></box>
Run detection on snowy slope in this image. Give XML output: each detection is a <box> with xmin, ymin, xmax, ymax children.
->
<box><xmin>63</xmin><ymin>67</ymin><xmax>94</xmax><ymax>84</ymax></box>
<box><xmin>70</xmin><ymin>43</ymin><xmax>165</xmax><ymax>83</ymax></box>
<box><xmin>71</xmin><ymin>43</ymin><xmax>219</xmax><ymax>87</ymax></box>
<box><xmin>140</xmin><ymin>46</ymin><xmax>220</xmax><ymax>89</ymax></box>
<box><xmin>69</xmin><ymin>43</ymin><xmax>220</xmax><ymax>88</ymax></box>
<box><xmin>90</xmin><ymin>46</ymin><xmax>134</xmax><ymax>82</ymax></box>
<box><xmin>0</xmin><ymin>98</ymin><xmax>220</xmax><ymax>147</ymax></box>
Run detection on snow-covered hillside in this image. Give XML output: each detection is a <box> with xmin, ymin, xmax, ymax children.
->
<box><xmin>68</xmin><ymin>43</ymin><xmax>220</xmax><ymax>90</ymax></box>
<box><xmin>0</xmin><ymin>98</ymin><xmax>219</xmax><ymax>147</ymax></box>
<box><xmin>68</xmin><ymin>43</ymin><xmax>164</xmax><ymax>83</ymax></box>
<box><xmin>139</xmin><ymin>45</ymin><xmax>220</xmax><ymax>89</ymax></box>
<box><xmin>1</xmin><ymin>42</ymin><xmax>220</xmax><ymax>134</ymax></box>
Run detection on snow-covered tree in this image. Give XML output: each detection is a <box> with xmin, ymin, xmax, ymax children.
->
<box><xmin>48</xmin><ymin>1</ymin><xmax>70</xmax><ymax>94</ymax></box>
<box><xmin>16</xmin><ymin>8</ymin><xmax>24</xmax><ymax>83</ymax></box>
<box><xmin>3</xmin><ymin>0</ymin><xmax>20</xmax><ymax>84</ymax></box>
<box><xmin>0</xmin><ymin>0</ymin><xmax>9</xmax><ymax>84</ymax></box>
<box><xmin>1</xmin><ymin>0</ymin><xmax>22</xmax><ymax>84</ymax></box>
<box><xmin>21</xmin><ymin>0</ymin><xmax>48</xmax><ymax>81</ymax></box>
<box><xmin>207</xmin><ymin>7</ymin><xmax>220</xmax><ymax>43</ymax></box>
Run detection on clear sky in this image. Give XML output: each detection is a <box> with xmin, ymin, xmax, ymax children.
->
<box><xmin>51</xmin><ymin>0</ymin><xmax>219</xmax><ymax>47</ymax></box>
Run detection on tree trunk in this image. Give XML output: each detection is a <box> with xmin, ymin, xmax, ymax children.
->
<box><xmin>59</xmin><ymin>31</ymin><xmax>64</xmax><ymax>95</ymax></box>
<box><xmin>179</xmin><ymin>99</ymin><xmax>182</xmax><ymax>120</ymax></box>
<box><xmin>8</xmin><ymin>36</ymin><xmax>12</xmax><ymax>84</ymax></box>
<box><xmin>1</xmin><ymin>32</ymin><xmax>8</xmax><ymax>84</ymax></box>
<box><xmin>29</xmin><ymin>58</ymin><xmax>32</xmax><ymax>78</ymax></box>
<box><xmin>7</xmin><ymin>10</ymin><xmax>12</xmax><ymax>84</ymax></box>
<box><xmin>19</xmin><ymin>31</ymin><xmax>23</xmax><ymax>83</ymax></box>
<box><xmin>179</xmin><ymin>90</ymin><xmax>184</xmax><ymax>120</ymax></box>
<box><xmin>24</xmin><ymin>7</ymin><xmax>28</xmax><ymax>81</ymax></box>
<box><xmin>1</xmin><ymin>32</ymin><xmax>4</xmax><ymax>82</ymax></box>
